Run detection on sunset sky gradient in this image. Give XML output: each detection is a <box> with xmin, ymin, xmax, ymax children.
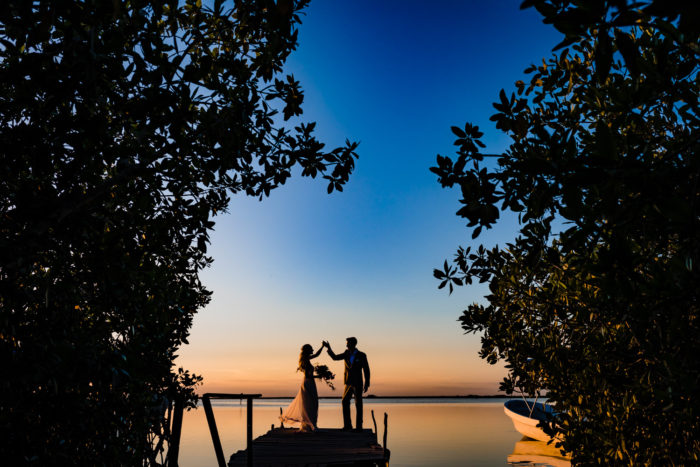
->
<box><xmin>176</xmin><ymin>0</ymin><xmax>562</xmax><ymax>396</ymax></box>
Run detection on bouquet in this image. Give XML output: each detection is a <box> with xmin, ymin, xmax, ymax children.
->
<box><xmin>314</xmin><ymin>364</ymin><xmax>336</xmax><ymax>390</ymax></box>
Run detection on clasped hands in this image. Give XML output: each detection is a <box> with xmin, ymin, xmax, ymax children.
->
<box><xmin>320</xmin><ymin>340</ymin><xmax>336</xmax><ymax>356</ymax></box>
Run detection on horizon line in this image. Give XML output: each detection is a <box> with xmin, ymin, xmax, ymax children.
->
<box><xmin>200</xmin><ymin>394</ymin><xmax>509</xmax><ymax>399</ymax></box>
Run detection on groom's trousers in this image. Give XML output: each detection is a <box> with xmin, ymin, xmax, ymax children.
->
<box><xmin>341</xmin><ymin>384</ymin><xmax>363</xmax><ymax>429</ymax></box>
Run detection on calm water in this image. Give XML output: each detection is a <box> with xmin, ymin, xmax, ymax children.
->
<box><xmin>178</xmin><ymin>398</ymin><xmax>568</xmax><ymax>466</ymax></box>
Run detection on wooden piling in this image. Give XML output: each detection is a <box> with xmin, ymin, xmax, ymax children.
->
<box><xmin>201</xmin><ymin>393</ymin><xmax>261</xmax><ymax>467</ymax></box>
<box><xmin>383</xmin><ymin>412</ymin><xmax>388</xmax><ymax>460</ymax></box>
<box><xmin>166</xmin><ymin>396</ymin><xmax>184</xmax><ymax>466</ymax></box>
<box><xmin>202</xmin><ymin>396</ymin><xmax>226</xmax><ymax>467</ymax></box>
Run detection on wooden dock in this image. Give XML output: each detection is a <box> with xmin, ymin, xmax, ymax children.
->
<box><xmin>228</xmin><ymin>427</ymin><xmax>390</xmax><ymax>467</ymax></box>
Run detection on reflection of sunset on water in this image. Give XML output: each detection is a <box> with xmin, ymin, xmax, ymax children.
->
<box><xmin>179</xmin><ymin>399</ymin><xmax>524</xmax><ymax>466</ymax></box>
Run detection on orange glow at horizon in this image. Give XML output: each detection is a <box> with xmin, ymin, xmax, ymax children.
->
<box><xmin>177</xmin><ymin>327</ymin><xmax>507</xmax><ymax>397</ymax></box>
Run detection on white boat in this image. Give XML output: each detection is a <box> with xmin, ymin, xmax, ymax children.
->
<box><xmin>504</xmin><ymin>399</ymin><xmax>559</xmax><ymax>443</ymax></box>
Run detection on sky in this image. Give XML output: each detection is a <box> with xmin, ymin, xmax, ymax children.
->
<box><xmin>175</xmin><ymin>0</ymin><xmax>563</xmax><ymax>397</ymax></box>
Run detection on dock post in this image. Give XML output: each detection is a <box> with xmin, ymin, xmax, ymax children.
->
<box><xmin>200</xmin><ymin>393</ymin><xmax>261</xmax><ymax>467</ymax></box>
<box><xmin>247</xmin><ymin>397</ymin><xmax>254</xmax><ymax>467</ymax></box>
<box><xmin>167</xmin><ymin>395</ymin><xmax>184</xmax><ymax>466</ymax></box>
<box><xmin>371</xmin><ymin>410</ymin><xmax>378</xmax><ymax>435</ymax></box>
<box><xmin>383</xmin><ymin>412</ymin><xmax>388</xmax><ymax>459</ymax></box>
<box><xmin>202</xmin><ymin>395</ymin><xmax>227</xmax><ymax>467</ymax></box>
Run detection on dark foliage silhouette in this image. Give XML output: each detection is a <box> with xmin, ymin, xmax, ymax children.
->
<box><xmin>433</xmin><ymin>1</ymin><xmax>698</xmax><ymax>464</ymax></box>
<box><xmin>0</xmin><ymin>0</ymin><xmax>357</xmax><ymax>464</ymax></box>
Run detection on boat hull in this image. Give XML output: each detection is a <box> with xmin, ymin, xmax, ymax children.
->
<box><xmin>504</xmin><ymin>399</ymin><xmax>557</xmax><ymax>443</ymax></box>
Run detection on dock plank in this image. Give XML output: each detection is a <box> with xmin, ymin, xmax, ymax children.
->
<box><xmin>228</xmin><ymin>428</ymin><xmax>388</xmax><ymax>467</ymax></box>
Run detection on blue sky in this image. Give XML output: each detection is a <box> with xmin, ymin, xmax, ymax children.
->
<box><xmin>177</xmin><ymin>0</ymin><xmax>563</xmax><ymax>396</ymax></box>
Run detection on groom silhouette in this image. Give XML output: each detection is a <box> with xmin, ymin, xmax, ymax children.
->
<box><xmin>325</xmin><ymin>337</ymin><xmax>370</xmax><ymax>432</ymax></box>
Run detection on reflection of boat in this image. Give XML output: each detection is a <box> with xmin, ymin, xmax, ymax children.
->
<box><xmin>507</xmin><ymin>437</ymin><xmax>570</xmax><ymax>467</ymax></box>
<box><xmin>504</xmin><ymin>399</ymin><xmax>557</xmax><ymax>443</ymax></box>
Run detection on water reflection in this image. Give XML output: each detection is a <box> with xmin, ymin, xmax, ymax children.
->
<box><xmin>178</xmin><ymin>398</ymin><xmax>551</xmax><ymax>466</ymax></box>
<box><xmin>507</xmin><ymin>437</ymin><xmax>571</xmax><ymax>467</ymax></box>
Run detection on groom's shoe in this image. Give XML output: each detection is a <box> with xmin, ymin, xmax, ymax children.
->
<box><xmin>342</xmin><ymin>426</ymin><xmax>353</xmax><ymax>431</ymax></box>
<box><xmin>353</xmin><ymin>427</ymin><xmax>364</xmax><ymax>433</ymax></box>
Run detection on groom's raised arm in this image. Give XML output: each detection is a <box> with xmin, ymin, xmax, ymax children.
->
<box><xmin>326</xmin><ymin>345</ymin><xmax>345</xmax><ymax>361</ymax></box>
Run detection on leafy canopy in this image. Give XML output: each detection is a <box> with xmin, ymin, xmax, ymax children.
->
<box><xmin>432</xmin><ymin>1</ymin><xmax>698</xmax><ymax>464</ymax></box>
<box><xmin>0</xmin><ymin>0</ymin><xmax>357</xmax><ymax>464</ymax></box>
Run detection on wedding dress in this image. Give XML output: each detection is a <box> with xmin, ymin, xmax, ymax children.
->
<box><xmin>279</xmin><ymin>363</ymin><xmax>318</xmax><ymax>431</ymax></box>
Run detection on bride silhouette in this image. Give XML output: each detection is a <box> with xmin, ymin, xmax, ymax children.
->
<box><xmin>279</xmin><ymin>342</ymin><xmax>325</xmax><ymax>431</ymax></box>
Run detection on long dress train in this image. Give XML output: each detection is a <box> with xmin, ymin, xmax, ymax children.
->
<box><xmin>280</xmin><ymin>370</ymin><xmax>318</xmax><ymax>431</ymax></box>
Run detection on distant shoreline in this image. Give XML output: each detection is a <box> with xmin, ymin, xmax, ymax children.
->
<box><xmin>257</xmin><ymin>394</ymin><xmax>508</xmax><ymax>400</ymax></box>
